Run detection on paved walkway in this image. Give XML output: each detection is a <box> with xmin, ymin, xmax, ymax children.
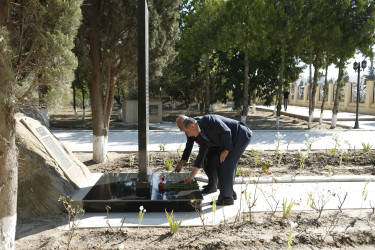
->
<box><xmin>52</xmin><ymin>105</ymin><xmax>375</xmax><ymax>152</ymax></box>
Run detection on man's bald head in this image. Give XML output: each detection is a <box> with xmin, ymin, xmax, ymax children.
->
<box><xmin>176</xmin><ymin>115</ymin><xmax>188</xmax><ymax>131</ymax></box>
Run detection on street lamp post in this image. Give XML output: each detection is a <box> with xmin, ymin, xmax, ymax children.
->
<box><xmin>353</xmin><ymin>60</ymin><xmax>367</xmax><ymax>129</ymax></box>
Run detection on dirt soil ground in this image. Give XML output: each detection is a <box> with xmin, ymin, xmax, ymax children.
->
<box><xmin>16</xmin><ymin>105</ymin><xmax>375</xmax><ymax>250</ymax></box>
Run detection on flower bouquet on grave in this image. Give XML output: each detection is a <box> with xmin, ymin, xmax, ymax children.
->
<box><xmin>163</xmin><ymin>180</ymin><xmax>199</xmax><ymax>191</ymax></box>
<box><xmin>158</xmin><ymin>175</ymin><xmax>199</xmax><ymax>193</ymax></box>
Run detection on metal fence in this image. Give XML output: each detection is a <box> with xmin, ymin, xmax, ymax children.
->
<box><xmin>291</xmin><ymin>86</ymin><xmax>295</xmax><ymax>100</ymax></box>
<box><xmin>318</xmin><ymin>85</ymin><xmax>328</xmax><ymax>101</ymax></box>
<box><xmin>297</xmin><ymin>86</ymin><xmax>304</xmax><ymax>100</ymax></box>
<box><xmin>351</xmin><ymin>82</ymin><xmax>366</xmax><ymax>103</ymax></box>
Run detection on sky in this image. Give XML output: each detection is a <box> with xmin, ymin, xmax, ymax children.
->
<box><xmin>299</xmin><ymin>47</ymin><xmax>374</xmax><ymax>83</ymax></box>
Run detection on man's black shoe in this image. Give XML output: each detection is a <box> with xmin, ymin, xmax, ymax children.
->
<box><xmin>212</xmin><ymin>197</ymin><xmax>234</xmax><ymax>206</ymax></box>
<box><xmin>233</xmin><ymin>191</ymin><xmax>237</xmax><ymax>200</ymax></box>
<box><xmin>202</xmin><ymin>184</ymin><xmax>208</xmax><ymax>189</ymax></box>
<box><xmin>201</xmin><ymin>186</ymin><xmax>217</xmax><ymax>194</ymax></box>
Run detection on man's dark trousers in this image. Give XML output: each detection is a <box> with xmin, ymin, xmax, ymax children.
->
<box><xmin>203</xmin><ymin>147</ymin><xmax>222</xmax><ymax>190</ymax></box>
<box><xmin>218</xmin><ymin>125</ymin><xmax>251</xmax><ymax>197</ymax></box>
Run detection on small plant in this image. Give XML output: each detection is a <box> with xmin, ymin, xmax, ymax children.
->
<box><xmin>336</xmin><ymin>191</ymin><xmax>348</xmax><ymax>212</ymax></box>
<box><xmin>165</xmin><ymin>209</ymin><xmax>183</xmax><ymax>235</ymax></box>
<box><xmin>212</xmin><ymin>197</ymin><xmax>217</xmax><ymax>225</ymax></box>
<box><xmin>159</xmin><ymin>144</ymin><xmax>166</xmax><ymax>151</ymax></box>
<box><xmin>298</xmin><ymin>134</ymin><xmax>316</xmax><ymax>169</ymax></box>
<box><xmin>370</xmin><ymin>201</ymin><xmax>375</xmax><ymax>215</ymax></box>
<box><xmin>260</xmin><ymin>159</ymin><xmax>271</xmax><ymax>175</ymax></box>
<box><xmin>361</xmin><ymin>180</ymin><xmax>370</xmax><ymax>214</ymax></box>
<box><xmin>260</xmin><ymin>184</ymin><xmax>280</xmax><ymax>217</ymax></box>
<box><xmin>327</xmin><ymin>165</ymin><xmax>332</xmax><ymax>175</ymax></box>
<box><xmin>106</xmin><ymin>205</ymin><xmax>112</xmax><ymax>229</ymax></box>
<box><xmin>236</xmin><ymin>168</ymin><xmax>243</xmax><ymax>176</ymax></box>
<box><xmin>58</xmin><ymin>196</ymin><xmax>85</xmax><ymax>249</ymax></box>
<box><xmin>190</xmin><ymin>199</ymin><xmax>207</xmax><ymax>233</ymax></box>
<box><xmin>361</xmin><ymin>142</ymin><xmax>372</xmax><ymax>153</ymax></box>
<box><xmin>344</xmin><ymin>140</ymin><xmax>352</xmax><ymax>151</ymax></box>
<box><xmin>282</xmin><ymin>198</ymin><xmax>295</xmax><ymax>219</ymax></box>
<box><xmin>331</xmin><ymin>135</ymin><xmax>341</xmax><ymax>156</ymax></box>
<box><xmin>164</xmin><ymin>157</ymin><xmax>174</xmax><ymax>170</ymax></box>
<box><xmin>275</xmin><ymin>132</ymin><xmax>286</xmax><ymax>159</ymax></box>
<box><xmin>298</xmin><ymin>149</ymin><xmax>309</xmax><ymax>169</ymax></box>
<box><xmin>129</xmin><ymin>155</ymin><xmax>135</xmax><ymax>167</ymax></box>
<box><xmin>244</xmin><ymin>182</ymin><xmax>259</xmax><ymax>223</ymax></box>
<box><xmin>339</xmin><ymin>150</ymin><xmax>345</xmax><ymax>165</ymax></box>
<box><xmin>304</xmin><ymin>134</ymin><xmax>316</xmax><ymax>151</ymax></box>
<box><xmin>150</xmin><ymin>152</ymin><xmax>155</xmax><ymax>162</ymax></box>
<box><xmin>177</xmin><ymin>145</ymin><xmax>182</xmax><ymax>156</ymax></box>
<box><xmin>307</xmin><ymin>188</ymin><xmax>334</xmax><ymax>219</ymax></box>
<box><xmin>286</xmin><ymin>222</ymin><xmax>297</xmax><ymax>249</ymax></box>
<box><xmin>138</xmin><ymin>205</ymin><xmax>146</xmax><ymax>228</ymax></box>
<box><xmin>252</xmin><ymin>149</ymin><xmax>262</xmax><ymax>167</ymax></box>
<box><xmin>277</xmin><ymin>152</ymin><xmax>283</xmax><ymax>167</ymax></box>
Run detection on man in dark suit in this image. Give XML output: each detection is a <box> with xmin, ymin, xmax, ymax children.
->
<box><xmin>181</xmin><ymin>114</ymin><xmax>252</xmax><ymax>205</ymax></box>
<box><xmin>175</xmin><ymin>115</ymin><xmax>221</xmax><ymax>194</ymax></box>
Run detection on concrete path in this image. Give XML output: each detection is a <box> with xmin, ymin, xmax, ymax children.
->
<box><xmin>52</xmin><ymin>104</ymin><xmax>375</xmax><ymax>152</ymax></box>
<box><xmin>52</xmin><ymin>127</ymin><xmax>375</xmax><ymax>153</ymax></box>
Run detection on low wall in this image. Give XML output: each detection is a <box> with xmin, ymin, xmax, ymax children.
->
<box><xmin>122</xmin><ymin>100</ymin><xmax>162</xmax><ymax>123</ymax></box>
<box><xmin>289</xmin><ymin>80</ymin><xmax>375</xmax><ymax>115</ymax></box>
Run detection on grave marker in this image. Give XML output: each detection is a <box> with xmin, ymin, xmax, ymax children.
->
<box><xmin>136</xmin><ymin>0</ymin><xmax>152</xmax><ymax>196</ymax></box>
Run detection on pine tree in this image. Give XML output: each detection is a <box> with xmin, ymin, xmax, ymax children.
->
<box><xmin>0</xmin><ymin>1</ymin><xmax>83</xmax><ymax>248</ymax></box>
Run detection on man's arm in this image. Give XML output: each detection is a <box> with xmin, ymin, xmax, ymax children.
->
<box><xmin>184</xmin><ymin>143</ymin><xmax>209</xmax><ymax>183</ymax></box>
<box><xmin>175</xmin><ymin>136</ymin><xmax>194</xmax><ymax>172</ymax></box>
<box><xmin>184</xmin><ymin>166</ymin><xmax>199</xmax><ymax>184</ymax></box>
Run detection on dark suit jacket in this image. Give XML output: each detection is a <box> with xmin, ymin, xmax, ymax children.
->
<box><xmin>194</xmin><ymin>114</ymin><xmax>252</xmax><ymax>168</ymax></box>
<box><xmin>181</xmin><ymin>117</ymin><xmax>223</xmax><ymax>165</ymax></box>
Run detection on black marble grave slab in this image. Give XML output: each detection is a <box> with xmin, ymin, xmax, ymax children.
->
<box><xmin>82</xmin><ymin>173</ymin><xmax>203</xmax><ymax>212</ymax></box>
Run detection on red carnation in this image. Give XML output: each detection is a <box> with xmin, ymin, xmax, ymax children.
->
<box><xmin>161</xmin><ymin>176</ymin><xmax>165</xmax><ymax>181</ymax></box>
<box><xmin>158</xmin><ymin>182</ymin><xmax>164</xmax><ymax>192</ymax></box>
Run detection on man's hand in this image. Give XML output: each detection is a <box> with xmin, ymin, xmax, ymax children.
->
<box><xmin>175</xmin><ymin>163</ymin><xmax>183</xmax><ymax>172</ymax></box>
<box><xmin>184</xmin><ymin>167</ymin><xmax>199</xmax><ymax>184</ymax></box>
<box><xmin>174</xmin><ymin>160</ymin><xmax>186</xmax><ymax>172</ymax></box>
<box><xmin>220</xmin><ymin>149</ymin><xmax>229</xmax><ymax>163</ymax></box>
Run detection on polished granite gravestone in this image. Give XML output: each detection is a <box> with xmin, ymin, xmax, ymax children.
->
<box><xmin>80</xmin><ymin>173</ymin><xmax>203</xmax><ymax>212</ymax></box>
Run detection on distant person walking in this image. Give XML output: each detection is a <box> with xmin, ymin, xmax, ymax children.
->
<box><xmin>283</xmin><ymin>91</ymin><xmax>290</xmax><ymax>111</ymax></box>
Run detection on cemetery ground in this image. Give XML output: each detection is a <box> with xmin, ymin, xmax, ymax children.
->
<box><xmin>15</xmin><ymin>105</ymin><xmax>375</xmax><ymax>249</ymax></box>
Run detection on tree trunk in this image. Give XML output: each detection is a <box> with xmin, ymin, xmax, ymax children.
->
<box><xmin>81</xmin><ymin>87</ymin><xmax>86</xmax><ymax>120</ymax></box>
<box><xmin>242</xmin><ymin>48</ymin><xmax>249</xmax><ymax>125</ymax></box>
<box><xmin>0</xmin><ymin>97</ymin><xmax>18</xmax><ymax>250</ymax></box>
<box><xmin>73</xmin><ymin>85</ymin><xmax>79</xmax><ymax>120</ymax></box>
<box><xmin>276</xmin><ymin>42</ymin><xmax>285</xmax><ymax>129</ymax></box>
<box><xmin>320</xmin><ymin>55</ymin><xmax>329</xmax><ymax>124</ymax></box>
<box><xmin>0</xmin><ymin>11</ymin><xmax>18</xmax><ymax>244</ymax></box>
<box><xmin>308</xmin><ymin>58</ymin><xmax>319</xmax><ymax>129</ymax></box>
<box><xmin>204</xmin><ymin>56</ymin><xmax>210</xmax><ymax>114</ymax></box>
<box><xmin>331</xmin><ymin>59</ymin><xmax>344</xmax><ymax>129</ymax></box>
<box><xmin>251</xmin><ymin>89</ymin><xmax>256</xmax><ymax>113</ymax></box>
<box><xmin>88</xmin><ymin>2</ymin><xmax>108</xmax><ymax>163</ymax></box>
